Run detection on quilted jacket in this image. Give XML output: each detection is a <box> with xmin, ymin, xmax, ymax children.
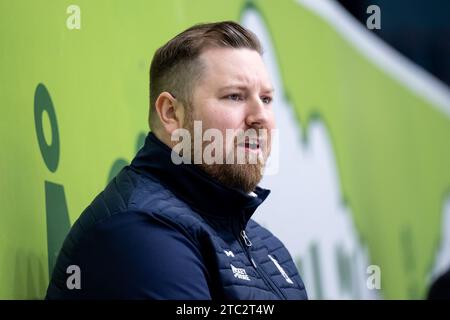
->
<box><xmin>46</xmin><ymin>132</ymin><xmax>308</xmax><ymax>300</ymax></box>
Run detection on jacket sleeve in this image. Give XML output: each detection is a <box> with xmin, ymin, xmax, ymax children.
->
<box><xmin>48</xmin><ymin>210</ymin><xmax>212</xmax><ymax>299</ymax></box>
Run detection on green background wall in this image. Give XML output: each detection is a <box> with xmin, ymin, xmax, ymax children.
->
<box><xmin>1</xmin><ymin>0</ymin><xmax>449</xmax><ymax>299</ymax></box>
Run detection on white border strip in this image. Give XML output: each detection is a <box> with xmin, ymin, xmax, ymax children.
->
<box><xmin>297</xmin><ymin>0</ymin><xmax>450</xmax><ymax>118</ymax></box>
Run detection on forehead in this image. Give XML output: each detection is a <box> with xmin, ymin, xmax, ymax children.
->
<box><xmin>197</xmin><ymin>48</ymin><xmax>272</xmax><ymax>90</ymax></box>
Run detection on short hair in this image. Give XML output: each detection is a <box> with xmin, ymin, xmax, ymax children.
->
<box><xmin>148</xmin><ymin>21</ymin><xmax>262</xmax><ymax>129</ymax></box>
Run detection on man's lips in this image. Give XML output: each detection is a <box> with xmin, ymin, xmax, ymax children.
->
<box><xmin>243</xmin><ymin>141</ymin><xmax>259</xmax><ymax>149</ymax></box>
<box><xmin>237</xmin><ymin>137</ymin><xmax>264</xmax><ymax>152</ymax></box>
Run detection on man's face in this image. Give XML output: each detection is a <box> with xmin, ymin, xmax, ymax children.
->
<box><xmin>184</xmin><ymin>47</ymin><xmax>276</xmax><ymax>193</ymax></box>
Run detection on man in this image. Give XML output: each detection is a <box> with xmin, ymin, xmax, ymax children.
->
<box><xmin>46</xmin><ymin>21</ymin><xmax>307</xmax><ymax>300</ymax></box>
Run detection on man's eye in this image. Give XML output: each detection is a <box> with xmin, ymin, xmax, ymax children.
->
<box><xmin>226</xmin><ymin>94</ymin><xmax>242</xmax><ymax>101</ymax></box>
<box><xmin>261</xmin><ymin>96</ymin><xmax>272</xmax><ymax>104</ymax></box>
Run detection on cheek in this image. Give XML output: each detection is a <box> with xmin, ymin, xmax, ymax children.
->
<box><xmin>199</xmin><ymin>102</ymin><xmax>242</xmax><ymax>131</ymax></box>
<box><xmin>267</xmin><ymin>109</ymin><xmax>276</xmax><ymax>129</ymax></box>
<box><xmin>200</xmin><ymin>109</ymin><xmax>241</xmax><ymax>151</ymax></box>
<box><xmin>200</xmin><ymin>114</ymin><xmax>231</xmax><ymax>134</ymax></box>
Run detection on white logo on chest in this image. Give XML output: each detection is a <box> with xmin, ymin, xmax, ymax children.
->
<box><xmin>224</xmin><ymin>250</ymin><xmax>235</xmax><ymax>257</ymax></box>
<box><xmin>230</xmin><ymin>264</ymin><xmax>251</xmax><ymax>281</ymax></box>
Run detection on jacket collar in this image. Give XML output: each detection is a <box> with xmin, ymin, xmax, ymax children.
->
<box><xmin>130</xmin><ymin>132</ymin><xmax>270</xmax><ymax>228</ymax></box>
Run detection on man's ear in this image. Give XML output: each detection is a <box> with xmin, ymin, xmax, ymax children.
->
<box><xmin>154</xmin><ymin>92</ymin><xmax>185</xmax><ymax>135</ymax></box>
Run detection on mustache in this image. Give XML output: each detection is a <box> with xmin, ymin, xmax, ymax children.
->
<box><xmin>233</xmin><ymin>129</ymin><xmax>269</xmax><ymax>150</ymax></box>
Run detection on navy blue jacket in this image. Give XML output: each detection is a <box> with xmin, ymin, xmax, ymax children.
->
<box><xmin>46</xmin><ymin>132</ymin><xmax>308</xmax><ymax>299</ymax></box>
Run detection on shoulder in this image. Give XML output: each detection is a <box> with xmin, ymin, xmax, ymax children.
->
<box><xmin>74</xmin><ymin>166</ymin><xmax>207</xmax><ymax>240</ymax></box>
<box><xmin>48</xmin><ymin>209</ymin><xmax>212</xmax><ymax>299</ymax></box>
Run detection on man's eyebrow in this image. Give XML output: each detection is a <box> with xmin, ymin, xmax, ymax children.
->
<box><xmin>218</xmin><ymin>84</ymin><xmax>275</xmax><ymax>93</ymax></box>
<box><xmin>262</xmin><ymin>87</ymin><xmax>275</xmax><ymax>94</ymax></box>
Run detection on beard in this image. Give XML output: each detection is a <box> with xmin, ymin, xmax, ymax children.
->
<box><xmin>197</xmin><ymin>158</ymin><xmax>264</xmax><ymax>194</ymax></box>
<box><xmin>183</xmin><ymin>115</ymin><xmax>269</xmax><ymax>194</ymax></box>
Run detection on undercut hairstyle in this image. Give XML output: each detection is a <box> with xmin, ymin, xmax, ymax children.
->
<box><xmin>148</xmin><ymin>21</ymin><xmax>262</xmax><ymax>130</ymax></box>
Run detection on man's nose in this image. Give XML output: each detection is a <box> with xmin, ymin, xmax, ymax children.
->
<box><xmin>245</xmin><ymin>96</ymin><xmax>270</xmax><ymax>129</ymax></box>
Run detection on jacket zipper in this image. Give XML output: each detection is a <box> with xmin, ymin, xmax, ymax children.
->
<box><xmin>238</xmin><ymin>229</ymin><xmax>287</xmax><ymax>300</ymax></box>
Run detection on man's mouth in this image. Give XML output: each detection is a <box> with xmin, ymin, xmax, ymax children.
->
<box><xmin>245</xmin><ymin>141</ymin><xmax>259</xmax><ymax>150</ymax></box>
<box><xmin>238</xmin><ymin>137</ymin><xmax>262</xmax><ymax>153</ymax></box>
